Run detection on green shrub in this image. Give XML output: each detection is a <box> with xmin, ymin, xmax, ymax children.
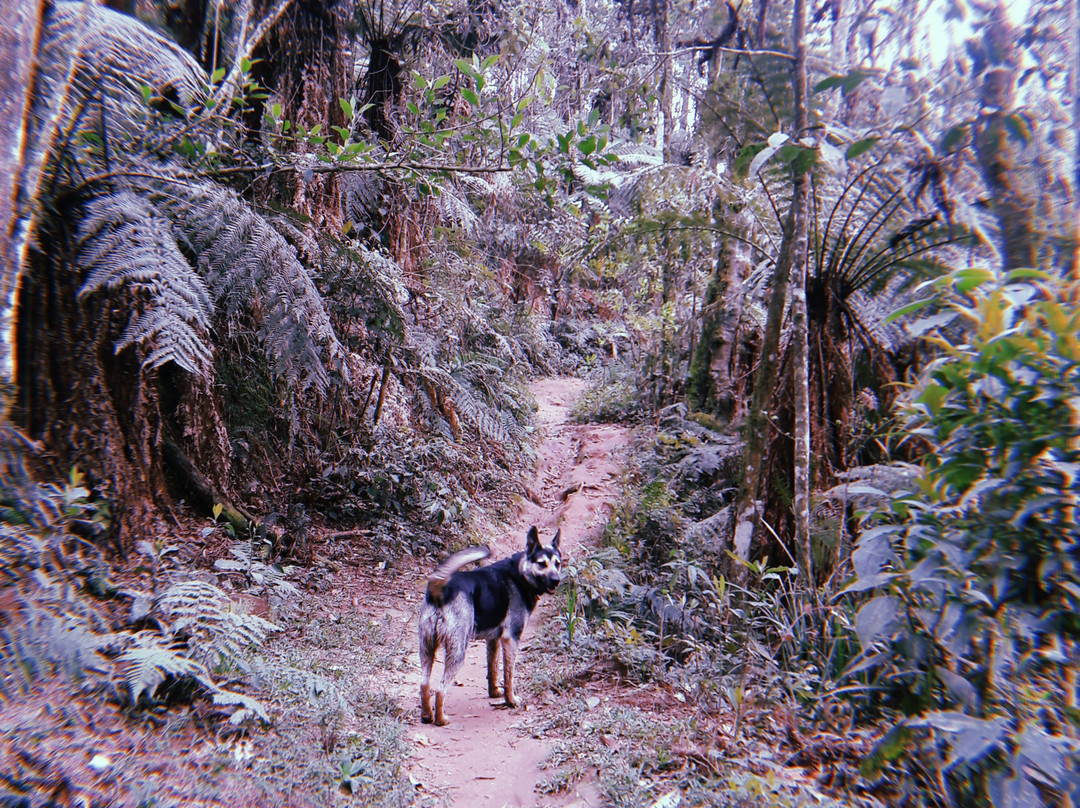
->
<box><xmin>844</xmin><ymin>268</ymin><xmax>1080</xmax><ymax>805</ymax></box>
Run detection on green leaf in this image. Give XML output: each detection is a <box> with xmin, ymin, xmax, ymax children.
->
<box><xmin>481</xmin><ymin>54</ymin><xmax>499</xmax><ymax>70</ymax></box>
<box><xmin>918</xmin><ymin>383</ymin><xmax>949</xmax><ymax>416</ymax></box>
<box><xmin>952</xmin><ymin>267</ymin><xmax>993</xmax><ymax>294</ymax></box>
<box><xmin>1003</xmin><ymin>113</ymin><xmax>1032</xmax><ymax>145</ymax></box>
<box><xmin>1004</xmin><ymin>268</ymin><xmax>1049</xmax><ymax>282</ymax></box>
<box><xmin>406</xmin><ymin>101</ymin><xmax>419</xmax><ymax>115</ymax></box>
<box><xmin>941</xmin><ymin>124</ymin><xmax>968</xmax><ymax>151</ymax></box>
<box><xmin>339</xmin><ymin>98</ymin><xmax>354</xmax><ymax>118</ymax></box>
<box><xmin>814</xmin><ymin>70</ymin><xmax>869</xmax><ymax>96</ymax></box>
<box><xmin>461</xmin><ymin>88</ymin><xmax>479</xmax><ymax>107</ymax></box>
<box><xmin>454</xmin><ymin>58</ymin><xmax>475</xmax><ymax>77</ymax></box>
<box><xmin>813</xmin><ymin>75</ymin><xmax>848</xmax><ymax>94</ymax></box>
<box><xmin>861</xmin><ymin>725</ymin><xmax>913</xmax><ymax>777</ymax></box>
<box><xmin>210</xmin><ymin>67</ymin><xmax>226</xmax><ymax>84</ymax></box>
<box><xmin>432</xmin><ymin>75</ymin><xmax>451</xmax><ymax>90</ymax></box>
<box><xmin>240</xmin><ymin>57</ymin><xmax>252</xmax><ymax>73</ymax></box>
<box><xmin>845</xmin><ymin>137</ymin><xmax>879</xmax><ymax>159</ymax></box>
<box><xmin>578</xmin><ymin>135</ymin><xmax>597</xmax><ymax>156</ymax></box>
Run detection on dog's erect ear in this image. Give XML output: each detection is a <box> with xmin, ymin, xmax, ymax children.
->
<box><xmin>526</xmin><ymin>525</ymin><xmax>539</xmax><ymax>553</ymax></box>
<box><xmin>551</xmin><ymin>529</ymin><xmax>561</xmax><ymax>552</ymax></box>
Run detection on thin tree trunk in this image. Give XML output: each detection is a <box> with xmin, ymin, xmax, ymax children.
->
<box><xmin>972</xmin><ymin>3</ymin><xmax>1036</xmax><ymax>270</ymax></box>
<box><xmin>731</xmin><ymin>203</ymin><xmax>796</xmax><ymax>582</ymax></box>
<box><xmin>791</xmin><ymin>0</ymin><xmax>813</xmax><ymax>590</ymax></box>
<box><xmin>1069</xmin><ymin>0</ymin><xmax>1080</xmax><ymax>271</ymax></box>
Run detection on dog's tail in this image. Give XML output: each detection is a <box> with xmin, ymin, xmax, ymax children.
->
<box><xmin>426</xmin><ymin>546</ymin><xmax>491</xmax><ymax>605</ymax></box>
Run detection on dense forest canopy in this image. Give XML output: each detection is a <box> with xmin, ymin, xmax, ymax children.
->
<box><xmin>1</xmin><ymin>0</ymin><xmax>1078</xmax><ymax>804</ymax></box>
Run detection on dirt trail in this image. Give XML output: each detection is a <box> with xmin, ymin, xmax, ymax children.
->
<box><xmin>397</xmin><ymin>377</ymin><xmax>630</xmax><ymax>807</ymax></box>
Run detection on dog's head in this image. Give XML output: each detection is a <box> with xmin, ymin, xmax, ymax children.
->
<box><xmin>522</xmin><ymin>525</ymin><xmax>562</xmax><ymax>594</ymax></box>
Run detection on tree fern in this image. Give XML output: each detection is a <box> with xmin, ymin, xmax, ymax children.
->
<box><xmin>76</xmin><ymin>192</ymin><xmax>213</xmax><ymax>375</ymax></box>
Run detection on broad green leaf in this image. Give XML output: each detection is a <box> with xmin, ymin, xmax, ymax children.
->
<box><xmin>339</xmin><ymin>98</ymin><xmax>354</xmax><ymax>118</ymax></box>
<box><xmin>461</xmin><ymin>88</ymin><xmax>479</xmax><ymax>107</ymax></box>
<box><xmin>855</xmin><ymin>596</ymin><xmax>900</xmax><ymax>650</ymax></box>
<box><xmin>952</xmin><ymin>267</ymin><xmax>993</xmax><ymax>294</ymax></box>
<box><xmin>813</xmin><ymin>75</ymin><xmax>848</xmax><ymax>93</ymax></box>
<box><xmin>454</xmin><ymin>58</ymin><xmax>475</xmax><ymax>77</ymax></box>
<box><xmin>845</xmin><ymin>137</ymin><xmax>879</xmax><ymax>159</ymax></box>
<box><xmin>481</xmin><ymin>54</ymin><xmax>499</xmax><ymax>70</ymax></box>
<box><xmin>432</xmin><ymin>75</ymin><xmax>451</xmax><ymax>90</ymax></box>
<box><xmin>917</xmin><ymin>383</ymin><xmax>949</xmax><ymax>416</ymax></box>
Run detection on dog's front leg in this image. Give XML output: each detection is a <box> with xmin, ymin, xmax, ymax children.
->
<box><xmin>500</xmin><ymin>636</ymin><xmax>519</xmax><ymax>708</ymax></box>
<box><xmin>486</xmin><ymin>639</ymin><xmax>503</xmax><ymax>698</ymax></box>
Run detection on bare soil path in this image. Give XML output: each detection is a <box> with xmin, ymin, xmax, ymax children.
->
<box><xmin>392</xmin><ymin>377</ymin><xmax>630</xmax><ymax>807</ymax></box>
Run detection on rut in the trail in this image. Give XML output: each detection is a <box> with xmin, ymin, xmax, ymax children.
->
<box><xmin>398</xmin><ymin>377</ymin><xmax>630</xmax><ymax>807</ymax></box>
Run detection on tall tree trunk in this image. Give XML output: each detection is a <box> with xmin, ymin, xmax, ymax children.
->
<box><xmin>731</xmin><ymin>203</ymin><xmax>796</xmax><ymax>582</ymax></box>
<box><xmin>790</xmin><ymin>0</ymin><xmax>813</xmax><ymax>590</ymax></box>
<box><xmin>688</xmin><ymin>201</ymin><xmax>747</xmax><ymax>422</ymax></box>
<box><xmin>1</xmin><ymin>0</ymin><xmax>49</xmax><ymax>403</ymax></box>
<box><xmin>972</xmin><ymin>3</ymin><xmax>1036</xmax><ymax>270</ymax></box>
<box><xmin>1069</xmin><ymin>0</ymin><xmax>1080</xmax><ymax>271</ymax></box>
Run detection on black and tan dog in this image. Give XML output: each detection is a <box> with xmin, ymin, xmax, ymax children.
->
<box><xmin>418</xmin><ymin>526</ymin><xmax>562</xmax><ymax>726</ymax></box>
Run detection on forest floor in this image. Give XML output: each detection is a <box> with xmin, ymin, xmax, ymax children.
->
<box><xmin>1</xmin><ymin>377</ymin><xmax>856</xmax><ymax>807</ymax></box>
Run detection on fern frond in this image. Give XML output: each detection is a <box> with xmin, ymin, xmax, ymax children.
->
<box><xmin>157</xmin><ymin>580</ymin><xmax>280</xmax><ymax>670</ymax></box>
<box><xmin>145</xmin><ymin>179</ymin><xmax>346</xmax><ymax>391</ymax></box>
<box><xmin>685</xmin><ymin>507</ymin><xmax>732</xmax><ymax>551</ymax></box>
<box><xmin>34</xmin><ymin>1</ymin><xmax>209</xmax><ymax>184</ymax></box>
<box><xmin>118</xmin><ymin>633</ymin><xmax>203</xmax><ymax>704</ymax></box>
<box><xmin>76</xmin><ymin>192</ymin><xmax>213</xmax><ymax>375</ymax></box>
<box><xmin>212</xmin><ymin>688</ymin><xmax>269</xmax><ymax>723</ymax></box>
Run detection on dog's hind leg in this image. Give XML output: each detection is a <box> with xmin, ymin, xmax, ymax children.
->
<box><xmin>435</xmin><ymin>631</ymin><xmax>468</xmax><ymax>726</ymax></box>
<box><xmin>419</xmin><ymin>630</ymin><xmax>437</xmax><ymax>724</ymax></box>
<box><xmin>486</xmin><ymin>639</ymin><xmax>503</xmax><ymax>698</ymax></box>
<box><xmin>500</xmin><ymin>635</ymin><xmax>519</xmax><ymax>708</ymax></box>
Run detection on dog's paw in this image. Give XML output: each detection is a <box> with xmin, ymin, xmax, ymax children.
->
<box><xmin>488</xmin><ymin>686</ymin><xmax>504</xmax><ymax>698</ymax></box>
<box><xmin>421</xmin><ymin>712</ymin><xmax>434</xmax><ymax>724</ymax></box>
<box><xmin>504</xmin><ymin>695</ymin><xmax>520</xmax><ymax>709</ymax></box>
<box><xmin>434</xmin><ymin>715</ymin><xmax>450</xmax><ymax>727</ymax></box>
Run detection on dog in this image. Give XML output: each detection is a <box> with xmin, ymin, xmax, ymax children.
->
<box><xmin>418</xmin><ymin>525</ymin><xmax>562</xmax><ymax>726</ymax></box>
